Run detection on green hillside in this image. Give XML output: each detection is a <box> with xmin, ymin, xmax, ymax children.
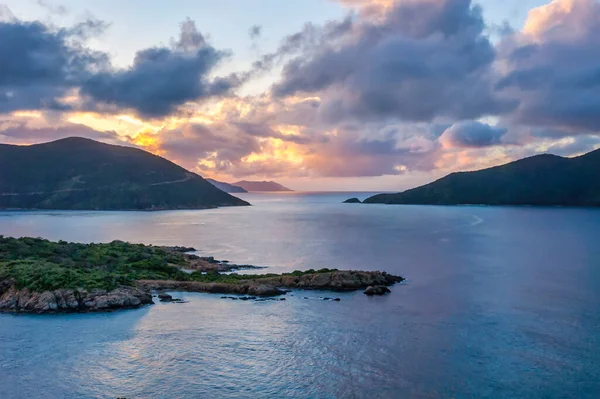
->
<box><xmin>364</xmin><ymin>149</ymin><xmax>600</xmax><ymax>207</ymax></box>
<box><xmin>0</xmin><ymin>137</ymin><xmax>249</xmax><ymax>210</ymax></box>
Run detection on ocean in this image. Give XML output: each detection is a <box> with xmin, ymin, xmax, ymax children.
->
<box><xmin>1</xmin><ymin>192</ymin><xmax>599</xmax><ymax>398</ymax></box>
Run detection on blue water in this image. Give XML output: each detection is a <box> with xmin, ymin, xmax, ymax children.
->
<box><xmin>1</xmin><ymin>192</ymin><xmax>600</xmax><ymax>398</ymax></box>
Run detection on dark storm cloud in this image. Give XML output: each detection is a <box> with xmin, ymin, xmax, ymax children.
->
<box><xmin>440</xmin><ymin>121</ymin><xmax>507</xmax><ymax>148</ymax></box>
<box><xmin>80</xmin><ymin>18</ymin><xmax>242</xmax><ymax>118</ymax></box>
<box><xmin>271</xmin><ymin>0</ymin><xmax>516</xmax><ymax>123</ymax></box>
<box><xmin>0</xmin><ymin>19</ymin><xmax>105</xmax><ymax>113</ymax></box>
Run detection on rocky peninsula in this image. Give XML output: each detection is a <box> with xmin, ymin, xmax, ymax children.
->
<box><xmin>0</xmin><ymin>236</ymin><xmax>404</xmax><ymax>313</ymax></box>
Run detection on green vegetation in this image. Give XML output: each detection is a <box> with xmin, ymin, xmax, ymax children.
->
<box><xmin>0</xmin><ymin>236</ymin><xmax>340</xmax><ymax>293</ymax></box>
<box><xmin>188</xmin><ymin>268</ymin><xmax>339</xmax><ymax>284</ymax></box>
<box><xmin>364</xmin><ymin>149</ymin><xmax>600</xmax><ymax>206</ymax></box>
<box><xmin>0</xmin><ymin>236</ymin><xmax>189</xmax><ymax>292</ymax></box>
<box><xmin>0</xmin><ymin>137</ymin><xmax>249</xmax><ymax>210</ymax></box>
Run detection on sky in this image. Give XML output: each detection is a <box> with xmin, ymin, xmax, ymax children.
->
<box><xmin>0</xmin><ymin>0</ymin><xmax>599</xmax><ymax>191</ymax></box>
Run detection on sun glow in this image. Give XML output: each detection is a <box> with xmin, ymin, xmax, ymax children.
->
<box><xmin>12</xmin><ymin>111</ymin><xmax>43</xmax><ymax>119</ymax></box>
<box><xmin>243</xmin><ymin>138</ymin><xmax>304</xmax><ymax>165</ymax></box>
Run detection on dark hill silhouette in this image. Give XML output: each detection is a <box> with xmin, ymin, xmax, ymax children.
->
<box><xmin>206</xmin><ymin>178</ymin><xmax>247</xmax><ymax>193</ymax></box>
<box><xmin>233</xmin><ymin>180</ymin><xmax>293</xmax><ymax>192</ymax></box>
<box><xmin>0</xmin><ymin>137</ymin><xmax>249</xmax><ymax>210</ymax></box>
<box><xmin>363</xmin><ymin>149</ymin><xmax>600</xmax><ymax>206</ymax></box>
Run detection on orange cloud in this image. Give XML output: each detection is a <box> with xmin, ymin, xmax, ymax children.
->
<box><xmin>523</xmin><ymin>0</ymin><xmax>597</xmax><ymax>40</ymax></box>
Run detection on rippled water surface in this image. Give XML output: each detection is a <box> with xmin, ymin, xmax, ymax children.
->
<box><xmin>1</xmin><ymin>192</ymin><xmax>600</xmax><ymax>398</ymax></box>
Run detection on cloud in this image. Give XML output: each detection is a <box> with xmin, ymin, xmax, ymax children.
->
<box><xmin>249</xmin><ymin>25</ymin><xmax>262</xmax><ymax>39</ymax></box>
<box><xmin>302</xmin><ymin>128</ymin><xmax>440</xmax><ymax>177</ymax></box>
<box><xmin>0</xmin><ymin>5</ymin><xmax>15</xmax><ymax>21</ymax></box>
<box><xmin>544</xmin><ymin>135</ymin><xmax>600</xmax><ymax>157</ymax></box>
<box><xmin>3</xmin><ymin>0</ymin><xmax>600</xmax><ymax>187</ymax></box>
<box><xmin>36</xmin><ymin>0</ymin><xmax>68</xmax><ymax>16</ymax></box>
<box><xmin>272</xmin><ymin>0</ymin><xmax>516</xmax><ymax>123</ymax></box>
<box><xmin>0</xmin><ymin>122</ymin><xmax>124</xmax><ymax>145</ymax></box>
<box><xmin>251</xmin><ymin>15</ymin><xmax>355</xmax><ymax>72</ymax></box>
<box><xmin>439</xmin><ymin>121</ymin><xmax>508</xmax><ymax>148</ymax></box>
<box><xmin>80</xmin><ymin>18</ymin><xmax>242</xmax><ymax>118</ymax></box>
<box><xmin>0</xmin><ymin>19</ymin><xmax>106</xmax><ymax>114</ymax></box>
<box><xmin>496</xmin><ymin>0</ymin><xmax>600</xmax><ymax>132</ymax></box>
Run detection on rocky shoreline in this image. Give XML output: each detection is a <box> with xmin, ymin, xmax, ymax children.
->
<box><xmin>0</xmin><ymin>270</ymin><xmax>404</xmax><ymax>313</ymax></box>
<box><xmin>138</xmin><ymin>270</ymin><xmax>403</xmax><ymax>296</ymax></box>
<box><xmin>0</xmin><ymin>237</ymin><xmax>404</xmax><ymax>314</ymax></box>
<box><xmin>0</xmin><ymin>279</ymin><xmax>153</xmax><ymax>313</ymax></box>
<box><xmin>137</xmin><ymin>280</ymin><xmax>287</xmax><ymax>297</ymax></box>
<box><xmin>181</xmin><ymin>253</ymin><xmax>265</xmax><ymax>273</ymax></box>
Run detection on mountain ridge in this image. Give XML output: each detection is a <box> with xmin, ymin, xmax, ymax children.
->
<box><xmin>0</xmin><ymin>137</ymin><xmax>250</xmax><ymax>210</ymax></box>
<box><xmin>363</xmin><ymin>149</ymin><xmax>600</xmax><ymax>207</ymax></box>
<box><xmin>233</xmin><ymin>180</ymin><xmax>293</xmax><ymax>192</ymax></box>
<box><xmin>205</xmin><ymin>178</ymin><xmax>248</xmax><ymax>193</ymax></box>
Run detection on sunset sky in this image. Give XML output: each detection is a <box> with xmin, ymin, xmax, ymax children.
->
<box><xmin>1</xmin><ymin>0</ymin><xmax>599</xmax><ymax>191</ymax></box>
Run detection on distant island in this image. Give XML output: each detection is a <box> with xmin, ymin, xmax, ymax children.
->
<box><xmin>0</xmin><ymin>137</ymin><xmax>249</xmax><ymax>210</ymax></box>
<box><xmin>206</xmin><ymin>178</ymin><xmax>248</xmax><ymax>193</ymax></box>
<box><xmin>0</xmin><ymin>236</ymin><xmax>404</xmax><ymax>313</ymax></box>
<box><xmin>233</xmin><ymin>180</ymin><xmax>293</xmax><ymax>192</ymax></box>
<box><xmin>361</xmin><ymin>149</ymin><xmax>600</xmax><ymax>207</ymax></box>
<box><xmin>343</xmin><ymin>198</ymin><xmax>362</xmax><ymax>204</ymax></box>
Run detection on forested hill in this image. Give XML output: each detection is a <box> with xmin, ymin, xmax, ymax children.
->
<box><xmin>364</xmin><ymin>149</ymin><xmax>600</xmax><ymax>207</ymax></box>
<box><xmin>0</xmin><ymin>137</ymin><xmax>249</xmax><ymax>210</ymax></box>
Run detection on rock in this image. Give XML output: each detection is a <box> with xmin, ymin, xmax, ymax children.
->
<box><xmin>247</xmin><ymin>284</ymin><xmax>286</xmax><ymax>297</ymax></box>
<box><xmin>343</xmin><ymin>197</ymin><xmax>362</xmax><ymax>204</ymax></box>
<box><xmin>255</xmin><ymin>270</ymin><xmax>404</xmax><ymax>291</ymax></box>
<box><xmin>158</xmin><ymin>293</ymin><xmax>186</xmax><ymax>303</ymax></box>
<box><xmin>183</xmin><ymin>255</ymin><xmax>265</xmax><ymax>273</ymax></box>
<box><xmin>165</xmin><ymin>246</ymin><xmax>196</xmax><ymax>253</ymax></box>
<box><xmin>333</xmin><ymin>298</ymin><xmax>341</xmax><ymax>301</ymax></box>
<box><xmin>364</xmin><ymin>285</ymin><xmax>391</xmax><ymax>296</ymax></box>
<box><xmin>135</xmin><ymin>270</ymin><xmax>404</xmax><ymax>301</ymax></box>
<box><xmin>0</xmin><ymin>280</ymin><xmax>154</xmax><ymax>314</ymax></box>
<box><xmin>158</xmin><ymin>293</ymin><xmax>173</xmax><ymax>302</ymax></box>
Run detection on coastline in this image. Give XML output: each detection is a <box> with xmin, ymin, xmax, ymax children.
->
<box><xmin>0</xmin><ymin>237</ymin><xmax>404</xmax><ymax>314</ymax></box>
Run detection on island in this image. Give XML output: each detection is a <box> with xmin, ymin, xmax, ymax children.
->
<box><xmin>0</xmin><ymin>236</ymin><xmax>404</xmax><ymax>313</ymax></box>
<box><xmin>363</xmin><ymin>148</ymin><xmax>600</xmax><ymax>207</ymax></box>
<box><xmin>233</xmin><ymin>180</ymin><xmax>293</xmax><ymax>192</ymax></box>
<box><xmin>205</xmin><ymin>178</ymin><xmax>248</xmax><ymax>193</ymax></box>
<box><xmin>0</xmin><ymin>137</ymin><xmax>249</xmax><ymax>210</ymax></box>
<box><xmin>343</xmin><ymin>198</ymin><xmax>362</xmax><ymax>204</ymax></box>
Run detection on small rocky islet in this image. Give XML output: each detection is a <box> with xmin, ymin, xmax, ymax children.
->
<box><xmin>0</xmin><ymin>236</ymin><xmax>404</xmax><ymax>314</ymax></box>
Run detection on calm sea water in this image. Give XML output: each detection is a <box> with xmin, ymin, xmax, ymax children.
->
<box><xmin>1</xmin><ymin>192</ymin><xmax>600</xmax><ymax>398</ymax></box>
